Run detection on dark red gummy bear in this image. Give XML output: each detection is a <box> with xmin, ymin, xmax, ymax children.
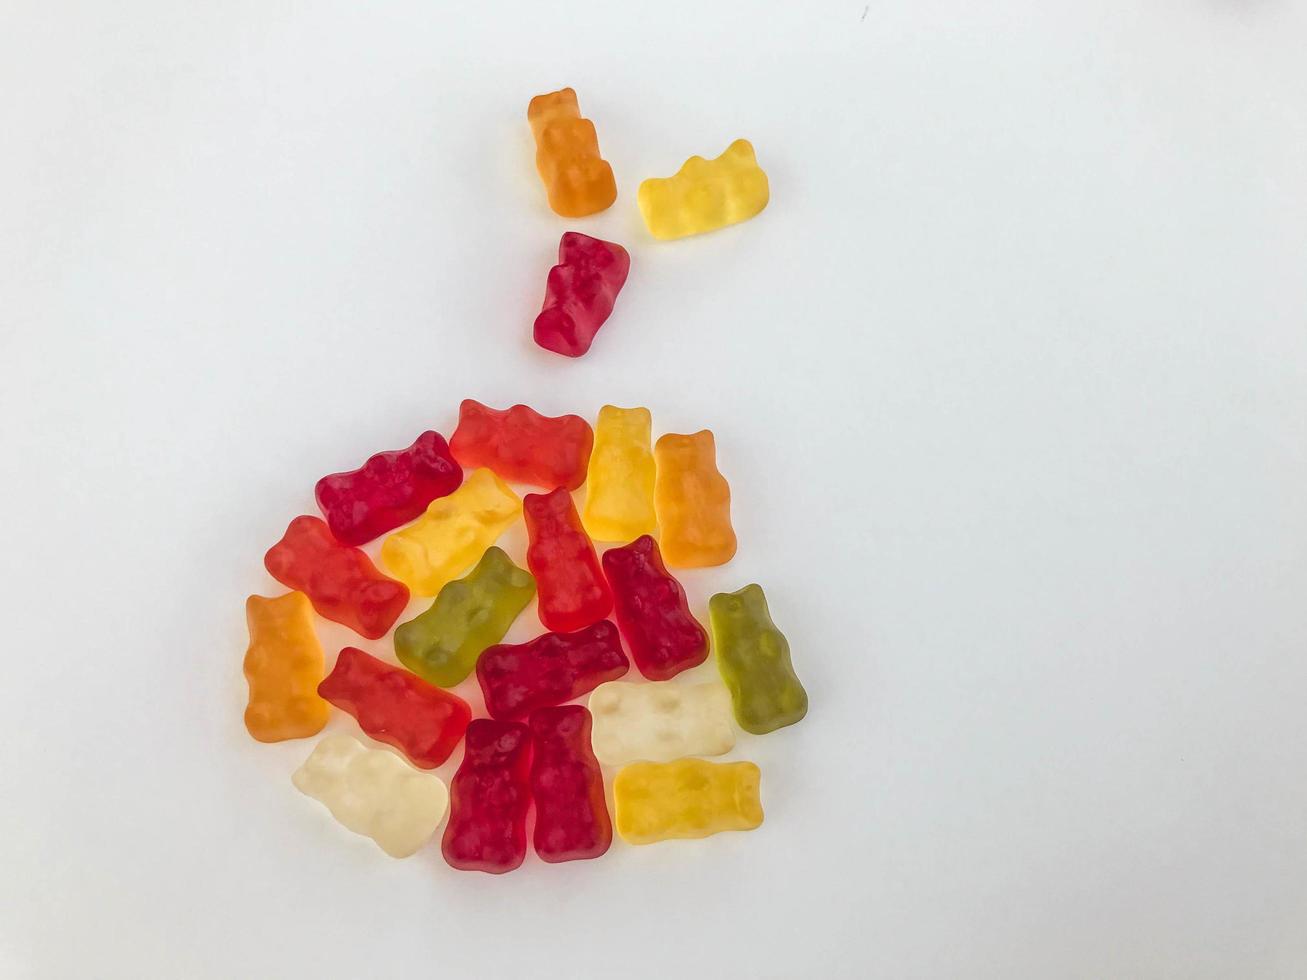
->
<box><xmin>449</xmin><ymin>399</ymin><xmax>593</xmax><ymax>491</ymax></box>
<box><xmin>529</xmin><ymin>705</ymin><xmax>611</xmax><ymax>863</ymax></box>
<box><xmin>442</xmin><ymin>719</ymin><xmax>533</xmax><ymax>874</ymax></box>
<box><xmin>314</xmin><ymin>431</ymin><xmax>462</xmax><ymax>546</ymax></box>
<box><xmin>476</xmin><ymin>620</ymin><xmax>629</xmax><ymax>721</ymax></box>
<box><xmin>601</xmin><ymin>534</ymin><xmax>708</xmax><ymax>681</ymax></box>
<box><xmin>264</xmin><ymin>515</ymin><xmax>409</xmax><ymax>639</ymax></box>
<box><xmin>533</xmin><ymin>232</ymin><xmax>631</xmax><ymax>358</ymax></box>
<box><xmin>317</xmin><ymin>647</ymin><xmax>470</xmax><ymax>768</ymax></box>
<box><xmin>524</xmin><ymin>487</ymin><xmax>612</xmax><ymax>633</ymax></box>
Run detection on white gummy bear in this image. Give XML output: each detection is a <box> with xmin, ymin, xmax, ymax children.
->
<box><xmin>292</xmin><ymin>734</ymin><xmax>449</xmax><ymax>858</ymax></box>
<box><xmin>588</xmin><ymin>681</ymin><xmax>735</xmax><ymax>766</ymax></box>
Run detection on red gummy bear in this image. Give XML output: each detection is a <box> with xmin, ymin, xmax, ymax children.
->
<box><xmin>524</xmin><ymin>487</ymin><xmax>612</xmax><ymax>633</ymax></box>
<box><xmin>533</xmin><ymin>232</ymin><xmax>631</xmax><ymax>358</ymax></box>
<box><xmin>264</xmin><ymin>515</ymin><xmax>409</xmax><ymax>639</ymax></box>
<box><xmin>442</xmin><ymin>719</ymin><xmax>533</xmax><ymax>874</ymax></box>
<box><xmin>529</xmin><ymin>705</ymin><xmax>611</xmax><ymax>863</ymax></box>
<box><xmin>601</xmin><ymin>534</ymin><xmax>708</xmax><ymax>681</ymax></box>
<box><xmin>449</xmin><ymin>399</ymin><xmax>593</xmax><ymax>491</ymax></box>
<box><xmin>317</xmin><ymin>647</ymin><xmax>470</xmax><ymax>768</ymax></box>
<box><xmin>477</xmin><ymin>620</ymin><xmax>629</xmax><ymax>721</ymax></box>
<box><xmin>314</xmin><ymin>431</ymin><xmax>462</xmax><ymax>546</ymax></box>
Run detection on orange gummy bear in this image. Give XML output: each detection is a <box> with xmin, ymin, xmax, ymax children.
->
<box><xmin>527</xmin><ymin>88</ymin><xmax>616</xmax><ymax>218</ymax></box>
<box><xmin>653</xmin><ymin>430</ymin><xmax>738</xmax><ymax>568</ymax></box>
<box><xmin>243</xmin><ymin>592</ymin><xmax>330</xmax><ymax>742</ymax></box>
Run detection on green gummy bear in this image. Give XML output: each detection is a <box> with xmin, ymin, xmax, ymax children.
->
<box><xmin>393</xmin><ymin>546</ymin><xmax>535</xmax><ymax>688</ymax></box>
<box><xmin>709</xmin><ymin>584</ymin><xmax>808</xmax><ymax>735</ymax></box>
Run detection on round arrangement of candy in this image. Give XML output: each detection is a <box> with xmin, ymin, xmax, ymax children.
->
<box><xmin>241</xmin><ymin>90</ymin><xmax>799</xmax><ymax>874</ymax></box>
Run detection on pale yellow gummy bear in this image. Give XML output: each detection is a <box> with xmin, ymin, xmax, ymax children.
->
<box><xmin>581</xmin><ymin>405</ymin><xmax>656</xmax><ymax>543</ymax></box>
<box><xmin>589</xmin><ymin>680</ymin><xmax>735</xmax><ymax>766</ymax></box>
<box><xmin>292</xmin><ymin>734</ymin><xmax>449</xmax><ymax>858</ymax></box>
<box><xmin>380</xmin><ymin>468</ymin><xmax>521</xmax><ymax>596</ymax></box>
<box><xmin>636</xmin><ymin>139</ymin><xmax>769</xmax><ymax>240</ymax></box>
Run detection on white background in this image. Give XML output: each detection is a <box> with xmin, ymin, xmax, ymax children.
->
<box><xmin>3</xmin><ymin>1</ymin><xmax>1306</xmax><ymax>977</ymax></box>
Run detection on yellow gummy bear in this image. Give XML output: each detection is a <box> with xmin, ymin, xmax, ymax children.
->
<box><xmin>380</xmin><ymin>468</ymin><xmax>521</xmax><ymax>596</ymax></box>
<box><xmin>581</xmin><ymin>405</ymin><xmax>657</xmax><ymax>543</ymax></box>
<box><xmin>613</xmin><ymin>758</ymin><xmax>763</xmax><ymax>844</ymax></box>
<box><xmin>636</xmin><ymin>139</ymin><xmax>769</xmax><ymax>240</ymax></box>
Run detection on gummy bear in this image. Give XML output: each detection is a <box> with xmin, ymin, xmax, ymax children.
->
<box><xmin>637</xmin><ymin>139</ymin><xmax>769</xmax><ymax>240</ymax></box>
<box><xmin>442</xmin><ymin>719</ymin><xmax>533</xmax><ymax>874</ymax></box>
<box><xmin>709</xmin><ymin>584</ymin><xmax>808</xmax><ymax>735</ymax></box>
<box><xmin>529</xmin><ymin>705</ymin><xmax>611</xmax><ymax>863</ymax></box>
<box><xmin>533</xmin><ymin>232</ymin><xmax>631</xmax><ymax>358</ymax></box>
<box><xmin>602</xmin><ymin>534</ymin><xmax>708</xmax><ymax>680</ymax></box>
<box><xmin>293</xmin><ymin>734</ymin><xmax>448</xmax><ymax>859</ymax></box>
<box><xmin>653</xmin><ymin>430</ymin><xmax>737</xmax><ymax>568</ymax></box>
<box><xmin>380</xmin><ymin>468</ymin><xmax>521</xmax><ymax>596</ymax></box>
<box><xmin>317</xmin><ymin>647</ymin><xmax>471</xmax><ymax>769</ymax></box>
<box><xmin>613</xmin><ymin>759</ymin><xmax>763</xmax><ymax>845</ymax></box>
<box><xmin>449</xmin><ymin>400</ymin><xmax>593</xmax><ymax>491</ymax></box>
<box><xmin>588</xmin><ymin>681</ymin><xmax>735</xmax><ymax>767</ymax></box>
<box><xmin>393</xmin><ymin>547</ymin><xmax>535</xmax><ymax>688</ymax></box>
<box><xmin>524</xmin><ymin>487</ymin><xmax>612</xmax><ymax>633</ymax></box>
<box><xmin>582</xmin><ymin>405</ymin><xmax>656</xmax><ymax>543</ymax></box>
<box><xmin>477</xmin><ymin>620</ymin><xmax>629</xmax><ymax>722</ymax></box>
<box><xmin>314</xmin><ymin>430</ymin><xmax>462</xmax><ymax>546</ymax></box>
<box><xmin>243</xmin><ymin>592</ymin><xmax>330</xmax><ymax>742</ymax></box>
<box><xmin>527</xmin><ymin>87</ymin><xmax>616</xmax><ymax>218</ymax></box>
<box><xmin>264</xmin><ymin>515</ymin><xmax>410</xmax><ymax>639</ymax></box>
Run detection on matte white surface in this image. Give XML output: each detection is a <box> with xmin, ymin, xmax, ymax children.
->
<box><xmin>3</xmin><ymin>2</ymin><xmax>1306</xmax><ymax>977</ymax></box>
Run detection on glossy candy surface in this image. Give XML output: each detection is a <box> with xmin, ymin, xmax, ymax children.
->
<box><xmin>442</xmin><ymin>719</ymin><xmax>533</xmax><ymax>874</ymax></box>
<box><xmin>529</xmin><ymin>705</ymin><xmax>611</xmax><ymax>863</ymax></box>
<box><xmin>380</xmin><ymin>468</ymin><xmax>521</xmax><ymax>596</ymax></box>
<box><xmin>613</xmin><ymin>759</ymin><xmax>763</xmax><ymax>844</ymax></box>
<box><xmin>637</xmin><ymin>139</ymin><xmax>769</xmax><ymax>240</ymax></box>
<box><xmin>293</xmin><ymin>734</ymin><xmax>448</xmax><ymax>858</ymax></box>
<box><xmin>653</xmin><ymin>430</ymin><xmax>737</xmax><ymax>568</ymax></box>
<box><xmin>602</xmin><ymin>535</ymin><xmax>707</xmax><ymax>680</ymax></box>
<box><xmin>393</xmin><ymin>547</ymin><xmax>535</xmax><ymax>688</ymax></box>
<box><xmin>314</xmin><ymin>431</ymin><xmax>462</xmax><ymax>546</ymax></box>
<box><xmin>477</xmin><ymin>620</ymin><xmax>629</xmax><ymax>721</ymax></box>
<box><xmin>524</xmin><ymin>487</ymin><xmax>612</xmax><ymax>633</ymax></box>
<box><xmin>265</xmin><ymin>515</ymin><xmax>410</xmax><ymax>639</ymax></box>
<box><xmin>709</xmin><ymin>584</ymin><xmax>808</xmax><ymax>735</ymax></box>
<box><xmin>317</xmin><ymin>647</ymin><xmax>471</xmax><ymax>768</ymax></box>
<box><xmin>450</xmin><ymin>400</ymin><xmax>593</xmax><ymax>491</ymax></box>
<box><xmin>588</xmin><ymin>681</ymin><xmax>735</xmax><ymax>766</ymax></box>
<box><xmin>243</xmin><ymin>592</ymin><xmax>330</xmax><ymax>742</ymax></box>
<box><xmin>533</xmin><ymin>232</ymin><xmax>630</xmax><ymax>358</ymax></box>
<box><xmin>582</xmin><ymin>405</ymin><xmax>656</xmax><ymax>542</ymax></box>
<box><xmin>528</xmin><ymin>87</ymin><xmax>616</xmax><ymax>218</ymax></box>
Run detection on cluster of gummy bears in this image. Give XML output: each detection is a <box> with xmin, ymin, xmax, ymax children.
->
<box><xmin>244</xmin><ymin>398</ymin><xmax>807</xmax><ymax>872</ymax></box>
<box><xmin>241</xmin><ymin>89</ymin><xmax>789</xmax><ymax>874</ymax></box>
<box><xmin>527</xmin><ymin>87</ymin><xmax>770</xmax><ymax>357</ymax></box>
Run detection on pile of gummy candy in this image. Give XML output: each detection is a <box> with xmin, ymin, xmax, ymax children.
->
<box><xmin>242</xmin><ymin>89</ymin><xmax>804</xmax><ymax>874</ymax></box>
